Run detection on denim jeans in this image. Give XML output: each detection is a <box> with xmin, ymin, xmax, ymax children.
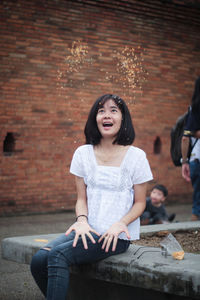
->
<box><xmin>30</xmin><ymin>231</ymin><xmax>130</xmax><ymax>300</ymax></box>
<box><xmin>190</xmin><ymin>160</ymin><xmax>200</xmax><ymax>218</ymax></box>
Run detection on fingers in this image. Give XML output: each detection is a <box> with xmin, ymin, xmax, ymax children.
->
<box><xmin>98</xmin><ymin>235</ymin><xmax>104</xmax><ymax>243</ymax></box>
<box><xmin>98</xmin><ymin>223</ymin><xmax>130</xmax><ymax>252</ymax></box>
<box><xmin>112</xmin><ymin>236</ymin><xmax>118</xmax><ymax>251</ymax></box>
<box><xmin>65</xmin><ymin>227</ymin><xmax>73</xmax><ymax>236</ymax></box>
<box><xmin>81</xmin><ymin>234</ymin><xmax>88</xmax><ymax>249</ymax></box>
<box><xmin>101</xmin><ymin>235</ymin><xmax>109</xmax><ymax>250</ymax></box>
<box><xmin>182</xmin><ymin>165</ymin><xmax>191</xmax><ymax>182</ymax></box>
<box><xmin>73</xmin><ymin>231</ymin><xmax>98</xmax><ymax>249</ymax></box>
<box><xmin>100</xmin><ymin>234</ymin><xmax>115</xmax><ymax>252</ymax></box>
<box><xmin>91</xmin><ymin>229</ymin><xmax>101</xmax><ymax>237</ymax></box>
<box><xmin>105</xmin><ymin>235</ymin><xmax>113</xmax><ymax>252</ymax></box>
<box><xmin>73</xmin><ymin>233</ymin><xmax>79</xmax><ymax>248</ymax></box>
<box><xmin>86</xmin><ymin>231</ymin><xmax>96</xmax><ymax>244</ymax></box>
<box><xmin>124</xmin><ymin>228</ymin><xmax>131</xmax><ymax>240</ymax></box>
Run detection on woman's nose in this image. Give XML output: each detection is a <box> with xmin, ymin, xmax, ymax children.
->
<box><xmin>104</xmin><ymin>111</ymin><xmax>111</xmax><ymax>118</ymax></box>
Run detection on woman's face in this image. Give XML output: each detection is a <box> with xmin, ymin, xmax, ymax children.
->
<box><xmin>96</xmin><ymin>99</ymin><xmax>122</xmax><ymax>140</ymax></box>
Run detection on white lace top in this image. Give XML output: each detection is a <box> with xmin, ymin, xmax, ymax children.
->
<box><xmin>70</xmin><ymin>145</ymin><xmax>153</xmax><ymax>240</ymax></box>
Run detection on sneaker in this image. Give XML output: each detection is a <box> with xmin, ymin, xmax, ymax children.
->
<box><xmin>140</xmin><ymin>218</ymin><xmax>150</xmax><ymax>225</ymax></box>
<box><xmin>168</xmin><ymin>213</ymin><xmax>176</xmax><ymax>222</ymax></box>
<box><xmin>191</xmin><ymin>214</ymin><xmax>200</xmax><ymax>221</ymax></box>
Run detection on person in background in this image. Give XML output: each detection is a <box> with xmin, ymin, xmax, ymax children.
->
<box><xmin>181</xmin><ymin>76</ymin><xmax>200</xmax><ymax>221</ymax></box>
<box><xmin>30</xmin><ymin>94</ymin><xmax>153</xmax><ymax>300</ymax></box>
<box><xmin>140</xmin><ymin>184</ymin><xmax>176</xmax><ymax>225</ymax></box>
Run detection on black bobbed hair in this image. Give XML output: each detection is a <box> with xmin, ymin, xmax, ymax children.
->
<box><xmin>84</xmin><ymin>94</ymin><xmax>135</xmax><ymax>146</ymax></box>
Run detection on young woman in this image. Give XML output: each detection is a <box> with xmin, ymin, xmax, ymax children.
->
<box><xmin>30</xmin><ymin>94</ymin><xmax>153</xmax><ymax>300</ymax></box>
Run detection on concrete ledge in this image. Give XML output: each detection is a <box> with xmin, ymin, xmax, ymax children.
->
<box><xmin>1</xmin><ymin>222</ymin><xmax>200</xmax><ymax>299</ymax></box>
<box><xmin>140</xmin><ymin>221</ymin><xmax>200</xmax><ymax>236</ymax></box>
<box><xmin>2</xmin><ymin>233</ymin><xmax>59</xmax><ymax>264</ymax></box>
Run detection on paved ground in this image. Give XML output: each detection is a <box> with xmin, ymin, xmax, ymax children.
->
<box><xmin>0</xmin><ymin>203</ymin><xmax>194</xmax><ymax>300</ymax></box>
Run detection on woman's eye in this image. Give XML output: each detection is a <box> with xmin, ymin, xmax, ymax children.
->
<box><xmin>98</xmin><ymin>109</ymin><xmax>104</xmax><ymax>113</ymax></box>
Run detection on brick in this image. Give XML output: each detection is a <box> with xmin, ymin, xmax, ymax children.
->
<box><xmin>0</xmin><ymin>0</ymin><xmax>199</xmax><ymax>215</ymax></box>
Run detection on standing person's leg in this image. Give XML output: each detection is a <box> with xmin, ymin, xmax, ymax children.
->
<box><xmin>46</xmin><ymin>233</ymin><xmax>130</xmax><ymax>300</ymax></box>
<box><xmin>30</xmin><ymin>233</ymin><xmax>75</xmax><ymax>297</ymax></box>
<box><xmin>190</xmin><ymin>160</ymin><xmax>200</xmax><ymax>219</ymax></box>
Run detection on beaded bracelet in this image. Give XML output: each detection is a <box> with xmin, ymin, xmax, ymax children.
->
<box><xmin>76</xmin><ymin>214</ymin><xmax>88</xmax><ymax>221</ymax></box>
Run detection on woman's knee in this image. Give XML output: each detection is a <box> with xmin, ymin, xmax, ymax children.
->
<box><xmin>47</xmin><ymin>244</ymin><xmax>74</xmax><ymax>268</ymax></box>
<box><xmin>30</xmin><ymin>249</ymin><xmax>49</xmax><ymax>276</ymax></box>
<box><xmin>47</xmin><ymin>246</ymin><xmax>62</xmax><ymax>263</ymax></box>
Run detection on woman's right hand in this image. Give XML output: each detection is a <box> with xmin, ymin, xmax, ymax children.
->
<box><xmin>65</xmin><ymin>221</ymin><xmax>100</xmax><ymax>250</ymax></box>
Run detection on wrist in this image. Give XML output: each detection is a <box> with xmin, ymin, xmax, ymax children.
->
<box><xmin>118</xmin><ymin>220</ymin><xmax>127</xmax><ymax>226</ymax></box>
<box><xmin>180</xmin><ymin>158</ymin><xmax>189</xmax><ymax>165</ymax></box>
<box><xmin>76</xmin><ymin>214</ymin><xmax>88</xmax><ymax>222</ymax></box>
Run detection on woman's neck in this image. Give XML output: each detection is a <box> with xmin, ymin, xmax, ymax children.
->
<box><xmin>97</xmin><ymin>138</ymin><xmax>115</xmax><ymax>150</ymax></box>
<box><xmin>93</xmin><ymin>139</ymin><xmax>129</xmax><ymax>167</ymax></box>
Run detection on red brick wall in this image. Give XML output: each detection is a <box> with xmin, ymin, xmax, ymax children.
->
<box><xmin>1</xmin><ymin>0</ymin><xmax>200</xmax><ymax>215</ymax></box>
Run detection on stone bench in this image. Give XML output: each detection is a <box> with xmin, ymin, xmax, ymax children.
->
<box><xmin>1</xmin><ymin>222</ymin><xmax>200</xmax><ymax>300</ymax></box>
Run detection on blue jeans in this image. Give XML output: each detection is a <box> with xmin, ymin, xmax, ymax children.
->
<box><xmin>190</xmin><ymin>160</ymin><xmax>200</xmax><ymax>218</ymax></box>
<box><xmin>30</xmin><ymin>232</ymin><xmax>130</xmax><ymax>300</ymax></box>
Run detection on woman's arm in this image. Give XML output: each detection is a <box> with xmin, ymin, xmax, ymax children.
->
<box><xmin>65</xmin><ymin>176</ymin><xmax>100</xmax><ymax>249</ymax></box>
<box><xmin>99</xmin><ymin>182</ymin><xmax>147</xmax><ymax>252</ymax></box>
<box><xmin>120</xmin><ymin>182</ymin><xmax>147</xmax><ymax>225</ymax></box>
<box><xmin>74</xmin><ymin>176</ymin><xmax>88</xmax><ymax>219</ymax></box>
<box><xmin>194</xmin><ymin>130</ymin><xmax>200</xmax><ymax>138</ymax></box>
<box><xmin>181</xmin><ymin>136</ymin><xmax>191</xmax><ymax>182</ymax></box>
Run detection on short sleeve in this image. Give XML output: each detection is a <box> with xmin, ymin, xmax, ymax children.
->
<box><xmin>130</xmin><ymin>149</ymin><xmax>153</xmax><ymax>185</ymax></box>
<box><xmin>183</xmin><ymin>110</ymin><xmax>200</xmax><ymax>136</ymax></box>
<box><xmin>70</xmin><ymin>147</ymin><xmax>85</xmax><ymax>178</ymax></box>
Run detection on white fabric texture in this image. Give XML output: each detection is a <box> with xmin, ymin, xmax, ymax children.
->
<box><xmin>70</xmin><ymin>144</ymin><xmax>153</xmax><ymax>240</ymax></box>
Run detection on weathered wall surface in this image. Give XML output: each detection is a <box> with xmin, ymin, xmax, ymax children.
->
<box><xmin>1</xmin><ymin>0</ymin><xmax>200</xmax><ymax>215</ymax></box>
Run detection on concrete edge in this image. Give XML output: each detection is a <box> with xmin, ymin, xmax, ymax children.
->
<box><xmin>1</xmin><ymin>222</ymin><xmax>200</xmax><ymax>298</ymax></box>
<box><xmin>140</xmin><ymin>221</ymin><xmax>200</xmax><ymax>235</ymax></box>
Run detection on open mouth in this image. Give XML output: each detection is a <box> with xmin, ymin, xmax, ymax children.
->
<box><xmin>103</xmin><ymin>123</ymin><xmax>113</xmax><ymax>127</ymax></box>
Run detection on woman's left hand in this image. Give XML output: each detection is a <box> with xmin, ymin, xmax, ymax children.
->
<box><xmin>98</xmin><ymin>221</ymin><xmax>130</xmax><ymax>252</ymax></box>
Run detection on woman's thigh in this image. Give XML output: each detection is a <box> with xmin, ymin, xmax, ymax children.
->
<box><xmin>44</xmin><ymin>232</ymin><xmax>75</xmax><ymax>249</ymax></box>
<box><xmin>75</xmin><ymin>236</ymin><xmax>130</xmax><ymax>265</ymax></box>
<box><xmin>49</xmin><ymin>233</ymin><xmax>130</xmax><ymax>266</ymax></box>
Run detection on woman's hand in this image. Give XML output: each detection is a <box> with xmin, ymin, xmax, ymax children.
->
<box><xmin>98</xmin><ymin>221</ymin><xmax>130</xmax><ymax>252</ymax></box>
<box><xmin>65</xmin><ymin>221</ymin><xmax>100</xmax><ymax>250</ymax></box>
